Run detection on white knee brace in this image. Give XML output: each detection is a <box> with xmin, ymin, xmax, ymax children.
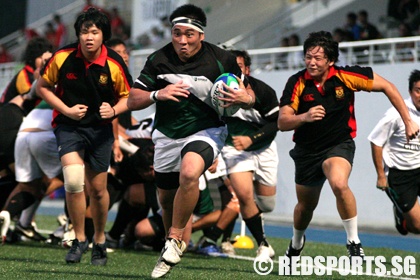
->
<box><xmin>63</xmin><ymin>164</ymin><xmax>85</xmax><ymax>193</ymax></box>
<box><xmin>255</xmin><ymin>194</ymin><xmax>276</xmax><ymax>213</ymax></box>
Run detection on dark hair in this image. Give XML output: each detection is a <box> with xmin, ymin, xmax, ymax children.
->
<box><xmin>169</xmin><ymin>4</ymin><xmax>207</xmax><ymax>27</ymax></box>
<box><xmin>105</xmin><ymin>37</ymin><xmax>126</xmax><ymax>48</ymax></box>
<box><xmin>359</xmin><ymin>10</ymin><xmax>368</xmax><ymax>17</ymax></box>
<box><xmin>303</xmin><ymin>31</ymin><xmax>339</xmax><ymax>63</ymax></box>
<box><xmin>74</xmin><ymin>7</ymin><xmax>111</xmax><ymax>42</ymax></box>
<box><xmin>347</xmin><ymin>12</ymin><xmax>357</xmax><ymax>21</ymax></box>
<box><xmin>409</xmin><ymin>69</ymin><xmax>420</xmax><ymax>91</ymax></box>
<box><xmin>129</xmin><ymin>139</ymin><xmax>155</xmax><ymax>172</ymax></box>
<box><xmin>23</xmin><ymin>37</ymin><xmax>53</xmax><ymax>69</ymax></box>
<box><xmin>230</xmin><ymin>49</ymin><xmax>251</xmax><ymax>67</ymax></box>
<box><xmin>53</xmin><ymin>14</ymin><xmax>61</xmax><ymax>22</ymax></box>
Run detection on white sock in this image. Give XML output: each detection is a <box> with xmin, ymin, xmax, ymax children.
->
<box><xmin>292</xmin><ymin>227</ymin><xmax>305</xmax><ymax>249</ymax></box>
<box><xmin>19</xmin><ymin>200</ymin><xmax>41</xmax><ymax>228</ymax></box>
<box><xmin>342</xmin><ymin>216</ymin><xmax>360</xmax><ymax>244</ymax></box>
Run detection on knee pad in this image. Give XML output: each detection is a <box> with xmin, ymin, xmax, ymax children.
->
<box><xmin>63</xmin><ymin>164</ymin><xmax>85</xmax><ymax>193</ymax></box>
<box><xmin>255</xmin><ymin>194</ymin><xmax>276</xmax><ymax>213</ymax></box>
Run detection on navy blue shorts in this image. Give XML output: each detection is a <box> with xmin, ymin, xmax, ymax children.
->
<box><xmin>290</xmin><ymin>139</ymin><xmax>355</xmax><ymax>186</ymax></box>
<box><xmin>54</xmin><ymin>124</ymin><xmax>113</xmax><ymax>172</ymax></box>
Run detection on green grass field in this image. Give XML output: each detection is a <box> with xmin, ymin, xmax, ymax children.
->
<box><xmin>0</xmin><ymin>215</ymin><xmax>419</xmax><ymax>279</ymax></box>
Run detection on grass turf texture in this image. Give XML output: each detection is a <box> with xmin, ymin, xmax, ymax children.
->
<box><xmin>0</xmin><ymin>215</ymin><xmax>418</xmax><ymax>279</ymax></box>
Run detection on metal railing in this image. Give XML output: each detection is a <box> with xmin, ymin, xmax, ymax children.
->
<box><xmin>2</xmin><ymin>36</ymin><xmax>420</xmax><ymax>95</ymax></box>
<box><xmin>129</xmin><ymin>36</ymin><xmax>420</xmax><ymax>77</ymax></box>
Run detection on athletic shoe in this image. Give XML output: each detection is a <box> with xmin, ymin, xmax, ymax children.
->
<box><xmin>393</xmin><ymin>206</ymin><xmax>408</xmax><ymax>235</ymax></box>
<box><xmin>151</xmin><ymin>238</ymin><xmax>186</xmax><ymax>278</ymax></box>
<box><xmin>196</xmin><ymin>238</ymin><xmax>220</xmax><ymax>255</ymax></box>
<box><xmin>221</xmin><ymin>241</ymin><xmax>236</xmax><ymax>255</ymax></box>
<box><xmin>255</xmin><ymin>243</ymin><xmax>275</xmax><ymax>262</ymax></box>
<box><xmin>285</xmin><ymin>235</ymin><xmax>305</xmax><ymax>258</ymax></box>
<box><xmin>56</xmin><ymin>214</ymin><xmax>68</xmax><ymax>227</ymax></box>
<box><xmin>65</xmin><ymin>239</ymin><xmax>89</xmax><ymax>263</ymax></box>
<box><xmin>346</xmin><ymin>241</ymin><xmax>365</xmax><ymax>261</ymax></box>
<box><xmin>187</xmin><ymin>239</ymin><xmax>194</xmax><ymax>251</ymax></box>
<box><xmin>14</xmin><ymin>222</ymin><xmax>47</xmax><ymax>241</ymax></box>
<box><xmin>62</xmin><ymin>223</ymin><xmax>76</xmax><ymax>248</ymax></box>
<box><xmin>105</xmin><ymin>232</ymin><xmax>120</xmax><ymax>249</ymax></box>
<box><xmin>192</xmin><ymin>235</ymin><xmax>206</xmax><ymax>252</ymax></box>
<box><xmin>91</xmin><ymin>242</ymin><xmax>108</xmax><ymax>266</ymax></box>
<box><xmin>0</xmin><ymin>211</ymin><xmax>11</xmax><ymax>245</ymax></box>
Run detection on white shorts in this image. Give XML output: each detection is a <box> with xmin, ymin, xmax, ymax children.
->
<box><xmin>204</xmin><ymin>154</ymin><xmax>227</xmax><ymax>181</ymax></box>
<box><xmin>152</xmin><ymin>126</ymin><xmax>228</xmax><ymax>173</ymax></box>
<box><xmin>221</xmin><ymin>141</ymin><xmax>278</xmax><ymax>187</ymax></box>
<box><xmin>14</xmin><ymin>131</ymin><xmax>62</xmax><ymax>182</ymax></box>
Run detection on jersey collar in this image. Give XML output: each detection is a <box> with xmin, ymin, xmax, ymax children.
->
<box><xmin>23</xmin><ymin>65</ymin><xmax>34</xmax><ymax>73</ymax></box>
<box><xmin>76</xmin><ymin>44</ymin><xmax>108</xmax><ymax>67</ymax></box>
<box><xmin>304</xmin><ymin>65</ymin><xmax>337</xmax><ymax>81</ymax></box>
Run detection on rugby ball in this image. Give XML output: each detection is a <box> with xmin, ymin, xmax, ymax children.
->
<box><xmin>210</xmin><ymin>73</ymin><xmax>241</xmax><ymax>117</ymax></box>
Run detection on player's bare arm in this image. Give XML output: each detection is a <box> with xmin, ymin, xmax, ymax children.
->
<box><xmin>232</xmin><ymin>135</ymin><xmax>252</xmax><ymax>151</ymax></box>
<box><xmin>370</xmin><ymin>142</ymin><xmax>388</xmax><ymax>190</ymax></box>
<box><xmin>37</xmin><ymin>77</ymin><xmax>88</xmax><ymax>120</ymax></box>
<box><xmin>372</xmin><ymin>72</ymin><xmax>420</xmax><ymax>141</ymax></box>
<box><xmin>127</xmin><ymin>80</ymin><xmax>190</xmax><ymax>110</ymax></box>
<box><xmin>278</xmin><ymin>104</ymin><xmax>325</xmax><ymax>131</ymax></box>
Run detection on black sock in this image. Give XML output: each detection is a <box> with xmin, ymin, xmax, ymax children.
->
<box><xmin>85</xmin><ymin>218</ymin><xmax>94</xmax><ymax>243</ymax></box>
<box><xmin>108</xmin><ymin>199</ymin><xmax>137</xmax><ymax>240</ymax></box>
<box><xmin>206</xmin><ymin>226</ymin><xmax>224</xmax><ymax>243</ymax></box>
<box><xmin>6</xmin><ymin>192</ymin><xmax>36</xmax><ymax>218</ymax></box>
<box><xmin>244</xmin><ymin>213</ymin><xmax>268</xmax><ymax>246</ymax></box>
<box><xmin>202</xmin><ymin>227</ymin><xmax>212</xmax><ymax>237</ymax></box>
<box><xmin>222</xmin><ymin>216</ymin><xmax>238</xmax><ymax>242</ymax></box>
<box><xmin>0</xmin><ymin>176</ymin><xmax>17</xmax><ymax>209</ymax></box>
<box><xmin>218</xmin><ymin>184</ymin><xmax>232</xmax><ymax>209</ymax></box>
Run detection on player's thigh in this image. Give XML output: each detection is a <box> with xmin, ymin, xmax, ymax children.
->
<box><xmin>254</xmin><ymin>142</ymin><xmax>278</xmax><ymax>187</ymax></box>
<box><xmin>14</xmin><ymin>132</ymin><xmax>42</xmax><ymax>182</ymax></box>
<box><xmin>405</xmin><ymin>201</ymin><xmax>420</xmax><ymax>229</ymax></box>
<box><xmin>296</xmin><ymin>184</ymin><xmax>322</xmax><ymax>210</ymax></box>
<box><xmin>222</xmin><ymin>145</ymin><xmax>255</xmax><ymax>174</ymax></box>
<box><xmin>29</xmin><ymin>131</ymin><xmax>61</xmax><ymax>179</ymax></box>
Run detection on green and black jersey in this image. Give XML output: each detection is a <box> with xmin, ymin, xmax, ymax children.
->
<box><xmin>133</xmin><ymin>41</ymin><xmax>244</xmax><ymax>139</ymax></box>
<box><xmin>224</xmin><ymin>76</ymin><xmax>279</xmax><ymax>151</ymax></box>
<box><xmin>280</xmin><ymin>65</ymin><xmax>374</xmax><ymax>151</ymax></box>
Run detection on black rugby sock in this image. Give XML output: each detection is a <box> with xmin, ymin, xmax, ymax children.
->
<box><xmin>243</xmin><ymin>212</ymin><xmax>268</xmax><ymax>246</ymax></box>
<box><xmin>6</xmin><ymin>192</ymin><xmax>36</xmax><ymax>218</ymax></box>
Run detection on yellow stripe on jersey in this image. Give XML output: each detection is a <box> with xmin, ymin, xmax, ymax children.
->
<box><xmin>107</xmin><ymin>58</ymin><xmax>130</xmax><ymax>98</ymax></box>
<box><xmin>16</xmin><ymin>70</ymin><xmax>31</xmax><ymax>94</ymax></box>
<box><xmin>335</xmin><ymin>69</ymin><xmax>374</xmax><ymax>92</ymax></box>
<box><xmin>289</xmin><ymin>77</ymin><xmax>306</xmax><ymax>112</ymax></box>
<box><xmin>42</xmin><ymin>49</ymin><xmax>74</xmax><ymax>86</ymax></box>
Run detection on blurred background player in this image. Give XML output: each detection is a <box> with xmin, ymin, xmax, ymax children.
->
<box><xmin>105</xmin><ymin>139</ymin><xmax>158</xmax><ymax>248</ymax></box>
<box><xmin>0</xmin><ymin>38</ymin><xmax>53</xmax><ymax>216</ymax></box>
<box><xmin>220</xmin><ymin>49</ymin><xmax>279</xmax><ymax>261</ymax></box>
<box><xmin>192</xmin><ymin>154</ymin><xmax>239</xmax><ymax>256</ymax></box>
<box><xmin>368</xmin><ymin>69</ymin><xmax>420</xmax><ymax>236</ymax></box>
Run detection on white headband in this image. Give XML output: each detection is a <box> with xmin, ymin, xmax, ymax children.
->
<box><xmin>171</xmin><ymin>17</ymin><xmax>204</xmax><ymax>33</ymax></box>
